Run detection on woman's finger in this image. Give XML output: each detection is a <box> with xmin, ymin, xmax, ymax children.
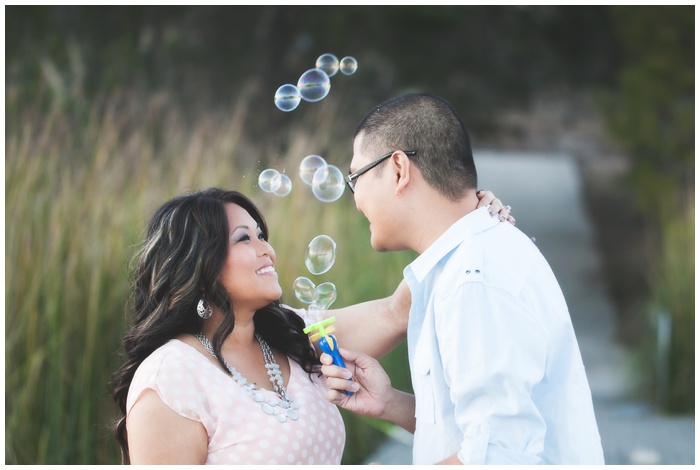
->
<box><xmin>476</xmin><ymin>189</ymin><xmax>495</xmax><ymax>207</ymax></box>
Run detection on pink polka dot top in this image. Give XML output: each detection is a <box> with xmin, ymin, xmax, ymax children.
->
<box><xmin>127</xmin><ymin>339</ymin><xmax>346</xmax><ymax>464</ymax></box>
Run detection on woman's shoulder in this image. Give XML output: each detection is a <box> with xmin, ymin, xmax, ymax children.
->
<box><xmin>139</xmin><ymin>338</ymin><xmax>201</xmax><ymax>371</ymax></box>
<box><xmin>127</xmin><ymin>338</ymin><xmax>211</xmax><ymax>419</ymax></box>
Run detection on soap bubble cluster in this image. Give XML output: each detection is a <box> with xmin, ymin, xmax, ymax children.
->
<box><xmin>274</xmin><ymin>52</ymin><xmax>358</xmax><ymax>112</ymax></box>
<box><xmin>258</xmin><ymin>168</ymin><xmax>293</xmax><ymax>197</ymax></box>
<box><xmin>292</xmin><ymin>277</ymin><xmax>338</xmax><ymax>311</ymax></box>
<box><xmin>258</xmin><ymin>169</ymin><xmax>282</xmax><ymax>193</ymax></box>
<box><xmin>256</xmin><ymin>152</ymin><xmax>346</xmax><ymax>202</ymax></box>
<box><xmin>298</xmin><ymin>154</ymin><xmax>345</xmax><ymax>203</ymax></box>
<box><xmin>293</xmin><ymin>234</ymin><xmax>339</xmax><ymax>325</ymax></box>
<box><xmin>267</xmin><ymin>53</ymin><xmax>358</xmax><ymax>320</ymax></box>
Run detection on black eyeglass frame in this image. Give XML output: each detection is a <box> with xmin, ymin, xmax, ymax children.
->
<box><xmin>344</xmin><ymin>150</ymin><xmax>417</xmax><ymax>193</ymax></box>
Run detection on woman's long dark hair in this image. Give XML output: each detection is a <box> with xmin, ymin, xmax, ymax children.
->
<box><xmin>109</xmin><ymin>188</ymin><xmax>319</xmax><ymax>463</ymax></box>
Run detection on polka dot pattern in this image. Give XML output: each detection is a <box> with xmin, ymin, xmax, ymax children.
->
<box><xmin>127</xmin><ymin>339</ymin><xmax>345</xmax><ymax>464</ymax></box>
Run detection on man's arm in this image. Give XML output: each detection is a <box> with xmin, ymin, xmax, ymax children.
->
<box><xmin>322</xmin><ymin>349</ymin><xmax>462</xmax><ymax>464</ymax></box>
<box><xmin>435</xmin><ymin>283</ymin><xmax>547</xmax><ymax>464</ymax></box>
<box><xmin>321</xmin><ymin>348</ymin><xmax>416</xmax><ymax>433</ymax></box>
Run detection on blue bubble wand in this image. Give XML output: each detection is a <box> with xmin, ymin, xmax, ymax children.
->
<box><xmin>303</xmin><ymin>316</ymin><xmax>354</xmax><ymax>395</ymax></box>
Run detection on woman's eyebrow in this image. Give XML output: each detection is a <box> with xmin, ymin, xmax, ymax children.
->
<box><xmin>230</xmin><ymin>224</ymin><xmax>261</xmax><ymax>234</ymax></box>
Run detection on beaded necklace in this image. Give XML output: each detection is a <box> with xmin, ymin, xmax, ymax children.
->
<box><xmin>194</xmin><ymin>332</ymin><xmax>299</xmax><ymax>422</ymax></box>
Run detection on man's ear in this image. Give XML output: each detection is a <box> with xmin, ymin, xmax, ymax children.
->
<box><xmin>392</xmin><ymin>151</ymin><xmax>412</xmax><ymax>197</ymax></box>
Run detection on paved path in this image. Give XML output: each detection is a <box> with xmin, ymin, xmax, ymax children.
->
<box><xmin>363</xmin><ymin>151</ymin><xmax>694</xmax><ymax>465</ymax></box>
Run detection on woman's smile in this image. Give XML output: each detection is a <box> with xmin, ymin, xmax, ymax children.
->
<box><xmin>255</xmin><ymin>265</ymin><xmax>277</xmax><ymax>276</ymax></box>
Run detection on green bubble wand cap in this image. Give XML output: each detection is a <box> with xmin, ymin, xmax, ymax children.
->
<box><xmin>303</xmin><ymin>316</ymin><xmax>337</xmax><ymax>342</ymax></box>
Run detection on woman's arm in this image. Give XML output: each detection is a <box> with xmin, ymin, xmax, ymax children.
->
<box><xmin>329</xmin><ymin>279</ymin><xmax>411</xmax><ymax>359</ymax></box>
<box><xmin>127</xmin><ymin>389</ymin><xmax>208</xmax><ymax>464</ymax></box>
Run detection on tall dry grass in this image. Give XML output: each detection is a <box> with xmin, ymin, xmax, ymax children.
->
<box><xmin>5</xmin><ymin>85</ymin><xmax>414</xmax><ymax>464</ymax></box>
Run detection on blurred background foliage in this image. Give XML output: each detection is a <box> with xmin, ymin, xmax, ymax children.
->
<box><xmin>5</xmin><ymin>5</ymin><xmax>694</xmax><ymax>464</ymax></box>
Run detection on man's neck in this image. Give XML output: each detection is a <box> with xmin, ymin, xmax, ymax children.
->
<box><xmin>405</xmin><ymin>190</ymin><xmax>479</xmax><ymax>254</ymax></box>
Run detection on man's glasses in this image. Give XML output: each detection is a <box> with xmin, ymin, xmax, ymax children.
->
<box><xmin>345</xmin><ymin>150</ymin><xmax>417</xmax><ymax>193</ymax></box>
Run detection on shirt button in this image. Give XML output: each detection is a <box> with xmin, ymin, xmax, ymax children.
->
<box><xmin>478</xmin><ymin>424</ymin><xmax>489</xmax><ymax>435</ymax></box>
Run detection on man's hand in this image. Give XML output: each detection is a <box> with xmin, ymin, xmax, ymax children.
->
<box><xmin>321</xmin><ymin>348</ymin><xmax>393</xmax><ymax>418</ymax></box>
<box><xmin>321</xmin><ymin>348</ymin><xmax>417</xmax><ymax>433</ymax></box>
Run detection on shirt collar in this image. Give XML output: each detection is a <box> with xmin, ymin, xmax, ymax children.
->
<box><xmin>408</xmin><ymin>206</ymin><xmax>499</xmax><ymax>283</ymax></box>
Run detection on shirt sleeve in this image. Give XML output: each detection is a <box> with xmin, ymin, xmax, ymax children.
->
<box><xmin>433</xmin><ymin>281</ymin><xmax>548</xmax><ymax>464</ymax></box>
<box><xmin>281</xmin><ymin>304</ymin><xmax>306</xmax><ymax>319</ymax></box>
<box><xmin>127</xmin><ymin>343</ymin><xmax>211</xmax><ymax>429</ymax></box>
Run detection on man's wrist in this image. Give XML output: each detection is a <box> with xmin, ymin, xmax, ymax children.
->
<box><xmin>379</xmin><ymin>389</ymin><xmax>416</xmax><ymax>433</ymax></box>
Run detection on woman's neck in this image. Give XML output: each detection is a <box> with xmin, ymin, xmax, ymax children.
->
<box><xmin>201</xmin><ymin>308</ymin><xmax>257</xmax><ymax>347</ymax></box>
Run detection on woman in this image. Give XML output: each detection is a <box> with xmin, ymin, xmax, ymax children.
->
<box><xmin>110</xmin><ymin>187</ymin><xmax>511</xmax><ymax>464</ymax></box>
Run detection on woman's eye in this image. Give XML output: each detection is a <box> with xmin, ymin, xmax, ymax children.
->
<box><xmin>236</xmin><ymin>234</ymin><xmax>250</xmax><ymax>242</ymax></box>
<box><xmin>258</xmin><ymin>232</ymin><xmax>265</xmax><ymax>240</ymax></box>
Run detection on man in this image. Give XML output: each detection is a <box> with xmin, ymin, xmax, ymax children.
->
<box><xmin>322</xmin><ymin>93</ymin><xmax>604</xmax><ymax>464</ymax></box>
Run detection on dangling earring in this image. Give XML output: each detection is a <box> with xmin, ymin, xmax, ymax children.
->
<box><xmin>197</xmin><ymin>298</ymin><xmax>212</xmax><ymax>319</ymax></box>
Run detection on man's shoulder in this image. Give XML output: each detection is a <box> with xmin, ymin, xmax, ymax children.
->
<box><xmin>437</xmin><ymin>223</ymin><xmax>544</xmax><ymax>295</ymax></box>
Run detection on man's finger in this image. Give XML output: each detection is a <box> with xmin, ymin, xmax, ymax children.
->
<box><xmin>321</xmin><ymin>363</ymin><xmax>352</xmax><ymax>379</ymax></box>
<box><xmin>326</xmin><ymin>376</ymin><xmax>358</xmax><ymax>393</ymax></box>
<box><xmin>320</xmin><ymin>352</ymin><xmax>334</xmax><ymax>365</ymax></box>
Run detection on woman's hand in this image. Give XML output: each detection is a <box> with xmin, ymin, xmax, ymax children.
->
<box><xmin>477</xmin><ymin>189</ymin><xmax>515</xmax><ymax>225</ymax></box>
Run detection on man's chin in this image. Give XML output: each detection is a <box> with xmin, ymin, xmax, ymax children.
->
<box><xmin>371</xmin><ymin>236</ymin><xmax>408</xmax><ymax>253</ymax></box>
<box><xmin>370</xmin><ymin>236</ymin><xmax>390</xmax><ymax>253</ymax></box>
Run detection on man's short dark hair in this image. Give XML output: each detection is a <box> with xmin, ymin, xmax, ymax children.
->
<box><xmin>354</xmin><ymin>93</ymin><xmax>477</xmax><ymax>200</ymax></box>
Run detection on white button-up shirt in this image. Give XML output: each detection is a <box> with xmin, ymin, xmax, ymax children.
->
<box><xmin>404</xmin><ymin>207</ymin><xmax>604</xmax><ymax>464</ymax></box>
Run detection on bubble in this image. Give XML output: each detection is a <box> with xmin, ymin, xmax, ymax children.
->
<box><xmin>313</xmin><ymin>282</ymin><xmax>337</xmax><ymax>310</ymax></box>
<box><xmin>293</xmin><ymin>277</ymin><xmax>316</xmax><ymax>304</ymax></box>
<box><xmin>299</xmin><ymin>155</ymin><xmax>328</xmax><ymax>185</ymax></box>
<box><xmin>305</xmin><ymin>235</ymin><xmax>337</xmax><ymax>275</ymax></box>
<box><xmin>273</xmin><ymin>173</ymin><xmax>292</xmax><ymax>197</ymax></box>
<box><xmin>339</xmin><ymin>56</ymin><xmax>358</xmax><ymax>75</ymax></box>
<box><xmin>306</xmin><ymin>303</ymin><xmax>324</xmax><ymax>326</ymax></box>
<box><xmin>258</xmin><ymin>169</ymin><xmax>282</xmax><ymax>193</ymax></box>
<box><xmin>274</xmin><ymin>84</ymin><xmax>301</xmax><ymax>112</ymax></box>
<box><xmin>311</xmin><ymin>165</ymin><xmax>345</xmax><ymax>203</ymax></box>
<box><xmin>315</xmin><ymin>53</ymin><xmax>339</xmax><ymax>77</ymax></box>
<box><xmin>297</xmin><ymin>68</ymin><xmax>331</xmax><ymax>102</ymax></box>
